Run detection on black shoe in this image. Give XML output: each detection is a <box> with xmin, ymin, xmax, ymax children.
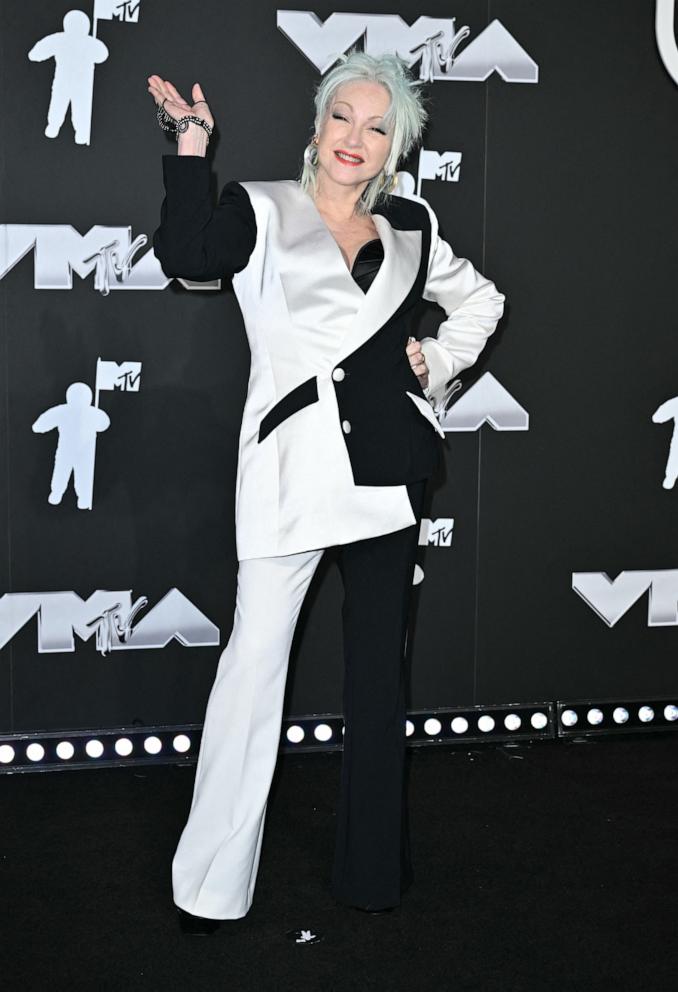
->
<box><xmin>176</xmin><ymin>906</ymin><xmax>222</xmax><ymax>935</ymax></box>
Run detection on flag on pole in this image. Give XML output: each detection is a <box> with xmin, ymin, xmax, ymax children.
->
<box><xmin>95</xmin><ymin>358</ymin><xmax>142</xmax><ymax>395</ymax></box>
<box><xmin>93</xmin><ymin>0</ymin><xmax>141</xmax><ymax>24</ymax></box>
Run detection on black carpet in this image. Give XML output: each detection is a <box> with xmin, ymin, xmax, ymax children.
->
<box><xmin>3</xmin><ymin>734</ymin><xmax>678</xmax><ymax>991</ymax></box>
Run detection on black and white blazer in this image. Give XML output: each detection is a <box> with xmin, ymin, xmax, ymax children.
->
<box><xmin>153</xmin><ymin>156</ymin><xmax>505</xmax><ymax>560</ymax></box>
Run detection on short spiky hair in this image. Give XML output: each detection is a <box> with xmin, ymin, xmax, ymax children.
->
<box><xmin>299</xmin><ymin>49</ymin><xmax>428</xmax><ymax>214</ymax></box>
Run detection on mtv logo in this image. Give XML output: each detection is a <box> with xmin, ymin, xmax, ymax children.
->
<box><xmin>417</xmin><ymin>149</ymin><xmax>461</xmax><ymax>195</ymax></box>
<box><xmin>95</xmin><ymin>0</ymin><xmax>141</xmax><ymax>23</ymax></box>
<box><xmin>419</xmin><ymin>518</ymin><xmax>454</xmax><ymax>547</ymax></box>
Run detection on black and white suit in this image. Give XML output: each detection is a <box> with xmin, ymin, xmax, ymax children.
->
<box><xmin>153</xmin><ymin>156</ymin><xmax>505</xmax><ymax>559</ymax></box>
<box><xmin>153</xmin><ymin>155</ymin><xmax>505</xmax><ymax>918</ymax></box>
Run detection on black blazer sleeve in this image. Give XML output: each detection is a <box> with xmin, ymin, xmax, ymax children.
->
<box><xmin>152</xmin><ymin>155</ymin><xmax>257</xmax><ymax>281</ymax></box>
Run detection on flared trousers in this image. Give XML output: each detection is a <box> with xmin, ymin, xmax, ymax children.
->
<box><xmin>172</xmin><ymin>479</ymin><xmax>427</xmax><ymax>919</ymax></box>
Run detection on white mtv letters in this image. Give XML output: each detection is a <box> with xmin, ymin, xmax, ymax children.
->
<box><xmin>396</xmin><ymin>150</ymin><xmax>462</xmax><ymax>199</ymax></box>
<box><xmin>28</xmin><ymin>4</ymin><xmax>141</xmax><ymax>146</ymax></box>
<box><xmin>440</xmin><ymin>372</ymin><xmax>530</xmax><ymax>432</ymax></box>
<box><xmin>656</xmin><ymin>0</ymin><xmax>678</xmax><ymax>86</ymax></box>
<box><xmin>652</xmin><ymin>395</ymin><xmax>678</xmax><ymax>489</ymax></box>
<box><xmin>0</xmin><ymin>225</ymin><xmax>220</xmax><ymax>294</ymax></box>
<box><xmin>418</xmin><ymin>518</ymin><xmax>454</xmax><ymax>547</ymax></box>
<box><xmin>0</xmin><ymin>589</ymin><xmax>219</xmax><ymax>655</ymax></box>
<box><xmin>572</xmin><ymin>570</ymin><xmax>678</xmax><ymax>627</ymax></box>
<box><xmin>276</xmin><ymin>12</ymin><xmax>539</xmax><ymax>83</ymax></box>
<box><xmin>32</xmin><ymin>359</ymin><xmax>141</xmax><ymax>510</ymax></box>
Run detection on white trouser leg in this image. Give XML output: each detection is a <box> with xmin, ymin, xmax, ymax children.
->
<box><xmin>172</xmin><ymin>547</ymin><xmax>324</xmax><ymax>919</ymax></box>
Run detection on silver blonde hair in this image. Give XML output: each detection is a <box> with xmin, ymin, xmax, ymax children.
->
<box><xmin>299</xmin><ymin>49</ymin><xmax>428</xmax><ymax>215</ymax></box>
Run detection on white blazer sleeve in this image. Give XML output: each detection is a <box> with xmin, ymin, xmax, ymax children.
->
<box><xmin>417</xmin><ymin>199</ymin><xmax>506</xmax><ymax>415</ymax></box>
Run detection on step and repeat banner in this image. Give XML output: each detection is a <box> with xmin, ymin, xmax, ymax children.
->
<box><xmin>1</xmin><ymin>0</ymin><xmax>677</xmax><ymax>736</ymax></box>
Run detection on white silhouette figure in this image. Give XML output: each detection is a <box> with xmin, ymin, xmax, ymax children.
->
<box><xmin>28</xmin><ymin>11</ymin><xmax>109</xmax><ymax>146</ymax></box>
<box><xmin>32</xmin><ymin>383</ymin><xmax>110</xmax><ymax>510</ymax></box>
<box><xmin>652</xmin><ymin>396</ymin><xmax>678</xmax><ymax>489</ymax></box>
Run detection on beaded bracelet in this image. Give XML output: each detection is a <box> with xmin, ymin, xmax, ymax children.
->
<box><xmin>156</xmin><ymin>102</ymin><xmax>214</xmax><ymax>142</ymax></box>
<box><xmin>175</xmin><ymin>115</ymin><xmax>214</xmax><ymax>142</ymax></box>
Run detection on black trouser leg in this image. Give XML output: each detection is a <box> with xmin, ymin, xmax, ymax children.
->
<box><xmin>330</xmin><ymin>480</ymin><xmax>427</xmax><ymax>909</ymax></box>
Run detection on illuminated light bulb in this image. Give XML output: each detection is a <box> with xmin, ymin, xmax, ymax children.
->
<box><xmin>115</xmin><ymin>738</ymin><xmax>133</xmax><ymax>757</ymax></box>
<box><xmin>314</xmin><ymin>723</ymin><xmax>333</xmax><ymax>742</ymax></box>
<box><xmin>638</xmin><ymin>706</ymin><xmax>654</xmax><ymax>723</ymax></box>
<box><xmin>412</xmin><ymin>565</ymin><xmax>424</xmax><ymax>586</ymax></box>
<box><xmin>663</xmin><ymin>705</ymin><xmax>678</xmax><ymax>722</ymax></box>
<box><xmin>478</xmin><ymin>715</ymin><xmax>495</xmax><ymax>733</ymax></box>
<box><xmin>56</xmin><ymin>741</ymin><xmax>75</xmax><ymax>760</ymax></box>
<box><xmin>85</xmin><ymin>739</ymin><xmax>104</xmax><ymax>758</ymax></box>
<box><xmin>451</xmin><ymin>716</ymin><xmax>468</xmax><ymax>735</ymax></box>
<box><xmin>587</xmin><ymin>708</ymin><xmax>604</xmax><ymax>726</ymax></box>
<box><xmin>173</xmin><ymin>734</ymin><xmax>191</xmax><ymax>753</ymax></box>
<box><xmin>286</xmin><ymin>725</ymin><xmax>304</xmax><ymax>744</ymax></box>
<box><xmin>424</xmin><ymin>717</ymin><xmax>442</xmax><ymax>736</ymax></box>
<box><xmin>0</xmin><ymin>744</ymin><xmax>16</xmax><ymax>764</ymax></box>
<box><xmin>561</xmin><ymin>709</ymin><xmax>578</xmax><ymax>728</ymax></box>
<box><xmin>144</xmin><ymin>736</ymin><xmax>162</xmax><ymax>755</ymax></box>
<box><xmin>612</xmin><ymin>707</ymin><xmax>629</xmax><ymax>724</ymax></box>
<box><xmin>531</xmin><ymin>711</ymin><xmax>548</xmax><ymax>730</ymax></box>
<box><xmin>26</xmin><ymin>742</ymin><xmax>45</xmax><ymax>762</ymax></box>
<box><xmin>504</xmin><ymin>713</ymin><xmax>522</xmax><ymax>731</ymax></box>
<box><xmin>405</xmin><ymin>720</ymin><xmax>414</xmax><ymax>736</ymax></box>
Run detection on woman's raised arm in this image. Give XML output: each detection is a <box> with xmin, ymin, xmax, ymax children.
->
<box><xmin>148</xmin><ymin>76</ymin><xmax>256</xmax><ymax>281</ymax></box>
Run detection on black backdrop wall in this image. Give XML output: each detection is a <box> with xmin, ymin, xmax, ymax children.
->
<box><xmin>1</xmin><ymin>0</ymin><xmax>677</xmax><ymax>738</ymax></box>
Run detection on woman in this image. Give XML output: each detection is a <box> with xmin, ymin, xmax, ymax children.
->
<box><xmin>148</xmin><ymin>51</ymin><xmax>505</xmax><ymax>933</ymax></box>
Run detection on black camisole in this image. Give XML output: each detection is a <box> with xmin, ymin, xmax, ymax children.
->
<box><xmin>350</xmin><ymin>238</ymin><xmax>384</xmax><ymax>293</ymax></box>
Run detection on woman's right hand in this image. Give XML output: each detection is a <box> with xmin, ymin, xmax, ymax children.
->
<box><xmin>147</xmin><ymin>76</ymin><xmax>214</xmax><ymax>128</ymax></box>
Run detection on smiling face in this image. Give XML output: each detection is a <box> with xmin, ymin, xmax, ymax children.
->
<box><xmin>315</xmin><ymin>80</ymin><xmax>393</xmax><ymax>196</ymax></box>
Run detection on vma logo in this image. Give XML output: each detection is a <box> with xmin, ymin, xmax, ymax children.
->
<box><xmin>277</xmin><ymin>12</ymin><xmax>539</xmax><ymax>83</ymax></box>
<box><xmin>441</xmin><ymin>373</ymin><xmax>530</xmax><ymax>432</ymax></box>
<box><xmin>572</xmin><ymin>570</ymin><xmax>678</xmax><ymax>628</ymax></box>
<box><xmin>0</xmin><ymin>589</ymin><xmax>220</xmax><ymax>656</ymax></box>
<box><xmin>0</xmin><ymin>225</ymin><xmax>220</xmax><ymax>295</ymax></box>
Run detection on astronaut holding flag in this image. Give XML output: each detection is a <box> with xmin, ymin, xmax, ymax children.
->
<box><xmin>28</xmin><ymin>2</ymin><xmax>141</xmax><ymax>146</ymax></box>
<box><xmin>32</xmin><ymin>358</ymin><xmax>141</xmax><ymax>510</ymax></box>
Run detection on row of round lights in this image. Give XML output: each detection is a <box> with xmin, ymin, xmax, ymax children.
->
<box><xmin>0</xmin><ymin>733</ymin><xmax>193</xmax><ymax>765</ymax></box>
<box><xmin>561</xmin><ymin>704</ymin><xmax>678</xmax><ymax>728</ymax></box>
<box><xmin>284</xmin><ymin>710</ymin><xmax>550</xmax><ymax>745</ymax></box>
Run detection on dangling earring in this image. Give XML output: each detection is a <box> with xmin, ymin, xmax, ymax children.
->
<box><xmin>304</xmin><ymin>133</ymin><xmax>319</xmax><ymax>168</ymax></box>
<box><xmin>381</xmin><ymin>172</ymin><xmax>398</xmax><ymax>194</ymax></box>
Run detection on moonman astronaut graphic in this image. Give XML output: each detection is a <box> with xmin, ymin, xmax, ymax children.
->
<box><xmin>32</xmin><ymin>383</ymin><xmax>110</xmax><ymax>510</ymax></box>
<box><xmin>28</xmin><ymin>11</ymin><xmax>109</xmax><ymax>146</ymax></box>
<box><xmin>652</xmin><ymin>395</ymin><xmax>678</xmax><ymax>489</ymax></box>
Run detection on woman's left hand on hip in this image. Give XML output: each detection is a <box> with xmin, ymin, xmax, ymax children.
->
<box><xmin>406</xmin><ymin>337</ymin><xmax>429</xmax><ymax>389</ymax></box>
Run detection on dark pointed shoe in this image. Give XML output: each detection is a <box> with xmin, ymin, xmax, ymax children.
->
<box><xmin>176</xmin><ymin>906</ymin><xmax>222</xmax><ymax>935</ymax></box>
